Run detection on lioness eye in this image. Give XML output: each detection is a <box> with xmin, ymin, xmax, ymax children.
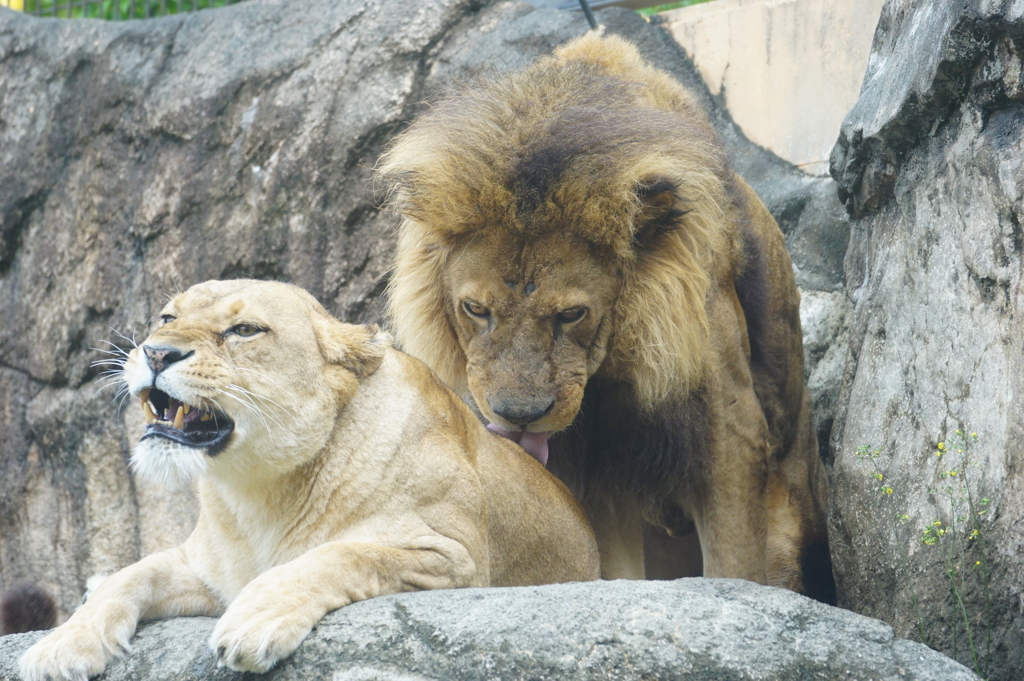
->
<box><xmin>556</xmin><ymin>307</ymin><xmax>586</xmax><ymax>324</ymax></box>
<box><xmin>230</xmin><ymin>324</ymin><xmax>262</xmax><ymax>337</ymax></box>
<box><xmin>463</xmin><ymin>300</ymin><xmax>490</xmax><ymax>319</ymax></box>
<box><xmin>160</xmin><ymin>315</ymin><xmax>176</xmax><ymax>325</ymax></box>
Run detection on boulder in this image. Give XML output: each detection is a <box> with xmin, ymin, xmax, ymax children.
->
<box><xmin>0</xmin><ymin>0</ymin><xmax>849</xmax><ymax>622</ymax></box>
<box><xmin>0</xmin><ymin>580</ymin><xmax>980</xmax><ymax>680</ymax></box>
<box><xmin>828</xmin><ymin>0</ymin><xmax>1024</xmax><ymax>679</ymax></box>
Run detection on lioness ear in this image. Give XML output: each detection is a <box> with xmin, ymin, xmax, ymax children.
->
<box><xmin>312</xmin><ymin>315</ymin><xmax>391</xmax><ymax>378</ymax></box>
<box><xmin>632</xmin><ymin>177</ymin><xmax>688</xmax><ymax>249</ymax></box>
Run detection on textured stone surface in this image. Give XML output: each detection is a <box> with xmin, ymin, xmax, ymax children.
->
<box><xmin>0</xmin><ymin>0</ymin><xmax>850</xmax><ymax>624</ymax></box>
<box><xmin>831</xmin><ymin>0</ymin><xmax>1024</xmax><ymax>218</ymax></box>
<box><xmin>828</xmin><ymin>1</ymin><xmax>1024</xmax><ymax>679</ymax></box>
<box><xmin>0</xmin><ymin>580</ymin><xmax>980</xmax><ymax>680</ymax></box>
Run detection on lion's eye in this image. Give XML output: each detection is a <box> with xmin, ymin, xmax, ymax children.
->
<box><xmin>160</xmin><ymin>315</ymin><xmax>176</xmax><ymax>326</ymax></box>
<box><xmin>463</xmin><ymin>300</ymin><xmax>490</xmax><ymax>319</ymax></box>
<box><xmin>556</xmin><ymin>307</ymin><xmax>587</xmax><ymax>324</ymax></box>
<box><xmin>228</xmin><ymin>324</ymin><xmax>263</xmax><ymax>337</ymax></box>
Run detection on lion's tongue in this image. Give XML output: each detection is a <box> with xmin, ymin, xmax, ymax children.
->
<box><xmin>486</xmin><ymin>424</ymin><xmax>550</xmax><ymax>467</ymax></box>
<box><xmin>519</xmin><ymin>431</ymin><xmax>550</xmax><ymax>467</ymax></box>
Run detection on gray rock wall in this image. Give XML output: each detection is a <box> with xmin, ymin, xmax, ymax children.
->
<box><xmin>0</xmin><ymin>580</ymin><xmax>980</xmax><ymax>680</ymax></box>
<box><xmin>829</xmin><ymin>1</ymin><xmax>1024</xmax><ymax>679</ymax></box>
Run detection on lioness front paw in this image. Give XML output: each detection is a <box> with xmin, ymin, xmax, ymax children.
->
<box><xmin>209</xmin><ymin>590</ymin><xmax>317</xmax><ymax>673</ymax></box>
<box><xmin>20</xmin><ymin>621</ymin><xmax>130</xmax><ymax>681</ymax></box>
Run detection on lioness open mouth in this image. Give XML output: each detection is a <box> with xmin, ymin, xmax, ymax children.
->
<box><xmin>139</xmin><ymin>388</ymin><xmax>234</xmax><ymax>453</ymax></box>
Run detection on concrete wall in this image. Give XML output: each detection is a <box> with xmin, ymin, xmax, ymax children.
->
<box><xmin>662</xmin><ymin>0</ymin><xmax>886</xmax><ymax>176</ymax></box>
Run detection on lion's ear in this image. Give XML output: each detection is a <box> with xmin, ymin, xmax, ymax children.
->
<box><xmin>312</xmin><ymin>316</ymin><xmax>390</xmax><ymax>378</ymax></box>
<box><xmin>632</xmin><ymin>177</ymin><xmax>687</xmax><ymax>249</ymax></box>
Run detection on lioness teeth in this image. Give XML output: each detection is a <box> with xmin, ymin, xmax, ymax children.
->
<box><xmin>142</xmin><ymin>400</ymin><xmax>156</xmax><ymax>424</ymax></box>
<box><xmin>138</xmin><ymin>388</ymin><xmax>207</xmax><ymax>429</ymax></box>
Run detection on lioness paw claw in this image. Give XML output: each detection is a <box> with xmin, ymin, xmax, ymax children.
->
<box><xmin>19</xmin><ymin>624</ymin><xmax>121</xmax><ymax>681</ymax></box>
<box><xmin>210</xmin><ymin>612</ymin><xmax>310</xmax><ymax>673</ymax></box>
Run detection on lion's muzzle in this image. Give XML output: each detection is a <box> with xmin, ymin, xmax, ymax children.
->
<box><xmin>485</xmin><ymin>394</ymin><xmax>554</xmax><ymax>427</ymax></box>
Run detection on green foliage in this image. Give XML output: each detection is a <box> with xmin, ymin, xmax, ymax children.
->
<box><xmin>637</xmin><ymin>0</ymin><xmax>716</xmax><ymax>17</ymax></box>
<box><xmin>23</xmin><ymin>0</ymin><xmax>235</xmax><ymax>20</ymax></box>
<box><xmin>857</xmin><ymin>429</ymin><xmax>993</xmax><ymax>679</ymax></box>
<box><xmin>24</xmin><ymin>0</ymin><xmax>709</xmax><ymax>22</ymax></box>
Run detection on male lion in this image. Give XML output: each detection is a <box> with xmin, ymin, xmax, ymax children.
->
<box><xmin>379</xmin><ymin>33</ymin><xmax>833</xmax><ymax>599</ymax></box>
<box><xmin>21</xmin><ymin>280</ymin><xmax>598</xmax><ymax>680</ymax></box>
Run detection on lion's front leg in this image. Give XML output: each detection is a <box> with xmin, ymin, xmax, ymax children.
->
<box><xmin>582</xmin><ymin>491</ymin><xmax>645</xmax><ymax>580</ymax></box>
<box><xmin>692</xmin><ymin>387</ymin><xmax>771</xmax><ymax>584</ymax></box>
<box><xmin>20</xmin><ymin>548</ymin><xmax>220</xmax><ymax>681</ymax></box>
<box><xmin>693</xmin><ymin>467</ymin><xmax>769</xmax><ymax>583</ymax></box>
<box><xmin>211</xmin><ymin>538</ymin><xmax>480</xmax><ymax>673</ymax></box>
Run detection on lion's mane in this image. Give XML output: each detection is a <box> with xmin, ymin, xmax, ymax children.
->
<box><xmin>379</xmin><ymin>35</ymin><xmax>744</xmax><ymax>413</ymax></box>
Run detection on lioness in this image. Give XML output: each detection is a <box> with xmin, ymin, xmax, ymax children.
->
<box><xmin>20</xmin><ymin>280</ymin><xmax>598</xmax><ymax>680</ymax></box>
<box><xmin>379</xmin><ymin>33</ymin><xmax>833</xmax><ymax>600</ymax></box>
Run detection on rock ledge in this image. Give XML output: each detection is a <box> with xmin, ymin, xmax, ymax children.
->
<box><xmin>0</xmin><ymin>579</ymin><xmax>977</xmax><ymax>680</ymax></box>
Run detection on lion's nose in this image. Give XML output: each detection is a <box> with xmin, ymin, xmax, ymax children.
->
<box><xmin>487</xmin><ymin>395</ymin><xmax>555</xmax><ymax>426</ymax></box>
<box><xmin>143</xmin><ymin>345</ymin><xmax>192</xmax><ymax>375</ymax></box>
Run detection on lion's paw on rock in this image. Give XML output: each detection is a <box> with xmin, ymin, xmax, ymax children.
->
<box><xmin>20</xmin><ymin>621</ymin><xmax>130</xmax><ymax>681</ymax></box>
<box><xmin>209</xmin><ymin>605</ymin><xmax>313</xmax><ymax>673</ymax></box>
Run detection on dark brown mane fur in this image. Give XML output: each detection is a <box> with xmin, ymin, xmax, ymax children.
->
<box><xmin>549</xmin><ymin>379</ymin><xmax>711</xmax><ymax>508</ymax></box>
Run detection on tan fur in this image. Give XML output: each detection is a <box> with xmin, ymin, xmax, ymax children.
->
<box><xmin>378</xmin><ymin>34</ymin><xmax>831</xmax><ymax>597</ymax></box>
<box><xmin>20</xmin><ymin>280</ymin><xmax>598</xmax><ymax>680</ymax></box>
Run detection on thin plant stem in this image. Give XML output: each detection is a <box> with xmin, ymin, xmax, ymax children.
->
<box><xmin>962</xmin><ymin>446</ymin><xmax>992</xmax><ymax>679</ymax></box>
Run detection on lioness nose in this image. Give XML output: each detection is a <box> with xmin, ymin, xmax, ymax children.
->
<box><xmin>487</xmin><ymin>396</ymin><xmax>555</xmax><ymax>426</ymax></box>
<box><xmin>143</xmin><ymin>345</ymin><xmax>192</xmax><ymax>374</ymax></box>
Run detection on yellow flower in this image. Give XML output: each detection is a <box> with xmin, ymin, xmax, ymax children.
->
<box><xmin>937</xmin><ymin>442</ymin><xmax>945</xmax><ymax>451</ymax></box>
<box><xmin>950</xmin><ymin>471</ymin><xmax>958</xmax><ymax>477</ymax></box>
<box><xmin>975</xmin><ymin>561</ymin><xmax>981</xmax><ymax>566</ymax></box>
